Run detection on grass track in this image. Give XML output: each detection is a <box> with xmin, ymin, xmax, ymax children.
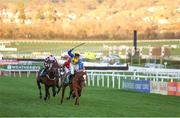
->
<box><xmin>0</xmin><ymin>75</ymin><xmax>180</xmax><ymax>117</ymax></box>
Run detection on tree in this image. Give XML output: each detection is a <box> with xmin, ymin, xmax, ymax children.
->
<box><xmin>36</xmin><ymin>9</ymin><xmax>44</xmax><ymax>20</ymax></box>
<box><xmin>17</xmin><ymin>2</ymin><xmax>26</xmax><ymax>22</ymax></box>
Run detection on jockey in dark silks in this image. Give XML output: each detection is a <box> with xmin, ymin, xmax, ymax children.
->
<box><xmin>41</xmin><ymin>55</ymin><xmax>57</xmax><ymax>79</ymax></box>
<box><xmin>65</xmin><ymin>49</ymin><xmax>84</xmax><ymax>84</ymax></box>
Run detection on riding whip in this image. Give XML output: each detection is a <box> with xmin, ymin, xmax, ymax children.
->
<box><xmin>71</xmin><ymin>43</ymin><xmax>85</xmax><ymax>51</ymax></box>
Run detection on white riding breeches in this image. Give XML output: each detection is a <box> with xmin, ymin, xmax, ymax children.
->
<box><xmin>70</xmin><ymin>63</ymin><xmax>79</xmax><ymax>75</ymax></box>
<box><xmin>65</xmin><ymin>67</ymin><xmax>70</xmax><ymax>74</ymax></box>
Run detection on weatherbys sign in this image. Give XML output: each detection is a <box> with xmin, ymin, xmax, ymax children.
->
<box><xmin>123</xmin><ymin>80</ymin><xmax>150</xmax><ymax>93</ymax></box>
<box><xmin>6</xmin><ymin>65</ymin><xmax>41</xmax><ymax>70</ymax></box>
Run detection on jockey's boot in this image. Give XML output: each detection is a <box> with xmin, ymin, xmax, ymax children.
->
<box><xmin>65</xmin><ymin>75</ymin><xmax>70</xmax><ymax>84</ymax></box>
<box><xmin>46</xmin><ymin>74</ymin><xmax>50</xmax><ymax>79</ymax></box>
<box><xmin>40</xmin><ymin>69</ymin><xmax>44</xmax><ymax>76</ymax></box>
<box><xmin>69</xmin><ymin>74</ymin><xmax>74</xmax><ymax>84</ymax></box>
<box><xmin>64</xmin><ymin>74</ymin><xmax>74</xmax><ymax>84</ymax></box>
<box><xmin>41</xmin><ymin>68</ymin><xmax>48</xmax><ymax>77</ymax></box>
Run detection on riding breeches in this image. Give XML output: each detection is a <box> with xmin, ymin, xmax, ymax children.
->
<box><xmin>65</xmin><ymin>67</ymin><xmax>70</xmax><ymax>74</ymax></box>
<box><xmin>70</xmin><ymin>63</ymin><xmax>79</xmax><ymax>75</ymax></box>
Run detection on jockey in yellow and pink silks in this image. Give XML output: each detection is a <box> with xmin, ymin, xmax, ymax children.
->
<box><xmin>65</xmin><ymin>49</ymin><xmax>84</xmax><ymax>84</ymax></box>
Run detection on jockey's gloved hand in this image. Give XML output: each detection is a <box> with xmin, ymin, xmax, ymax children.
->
<box><xmin>70</xmin><ymin>48</ymin><xmax>74</xmax><ymax>52</ymax></box>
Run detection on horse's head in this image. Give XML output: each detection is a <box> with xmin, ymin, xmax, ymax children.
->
<box><xmin>47</xmin><ymin>67</ymin><xmax>58</xmax><ymax>79</ymax></box>
<box><xmin>59</xmin><ymin>65</ymin><xmax>65</xmax><ymax>78</ymax></box>
<box><xmin>74</xmin><ymin>70</ymin><xmax>87</xmax><ymax>87</ymax></box>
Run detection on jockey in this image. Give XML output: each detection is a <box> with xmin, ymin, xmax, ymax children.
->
<box><xmin>65</xmin><ymin>49</ymin><xmax>84</xmax><ymax>84</ymax></box>
<box><xmin>63</xmin><ymin>55</ymin><xmax>70</xmax><ymax>74</ymax></box>
<box><xmin>41</xmin><ymin>55</ymin><xmax>57</xmax><ymax>78</ymax></box>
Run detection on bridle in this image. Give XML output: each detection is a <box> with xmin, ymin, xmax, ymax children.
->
<box><xmin>74</xmin><ymin>71</ymin><xmax>86</xmax><ymax>87</ymax></box>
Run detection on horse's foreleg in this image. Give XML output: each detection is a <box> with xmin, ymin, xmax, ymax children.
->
<box><xmin>77</xmin><ymin>89</ymin><xmax>82</xmax><ymax>105</ymax></box>
<box><xmin>74</xmin><ymin>89</ymin><xmax>79</xmax><ymax>105</ymax></box>
<box><xmin>44</xmin><ymin>85</ymin><xmax>48</xmax><ymax>101</ymax></box>
<box><xmin>47</xmin><ymin>86</ymin><xmax>50</xmax><ymax>100</ymax></box>
<box><xmin>52</xmin><ymin>86</ymin><xmax>56</xmax><ymax>97</ymax></box>
<box><xmin>37</xmin><ymin>79</ymin><xmax>42</xmax><ymax>99</ymax></box>
<box><xmin>60</xmin><ymin>85</ymin><xmax>66</xmax><ymax>104</ymax></box>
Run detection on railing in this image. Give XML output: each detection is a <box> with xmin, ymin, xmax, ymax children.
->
<box><xmin>86</xmin><ymin>70</ymin><xmax>180</xmax><ymax>89</ymax></box>
<box><xmin>1</xmin><ymin>68</ymin><xmax>180</xmax><ymax>89</ymax></box>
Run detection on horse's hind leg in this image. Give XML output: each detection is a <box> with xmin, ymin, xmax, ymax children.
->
<box><xmin>60</xmin><ymin>85</ymin><xmax>66</xmax><ymax>104</ymax></box>
<box><xmin>66</xmin><ymin>89</ymin><xmax>73</xmax><ymax>100</ymax></box>
<box><xmin>78</xmin><ymin>89</ymin><xmax>82</xmax><ymax>97</ymax></box>
<box><xmin>47</xmin><ymin>87</ymin><xmax>50</xmax><ymax>100</ymax></box>
<box><xmin>37</xmin><ymin>80</ymin><xmax>42</xmax><ymax>99</ymax></box>
<box><xmin>57</xmin><ymin>84</ymin><xmax>61</xmax><ymax>94</ymax></box>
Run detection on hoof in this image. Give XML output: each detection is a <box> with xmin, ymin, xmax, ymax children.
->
<box><xmin>74</xmin><ymin>103</ymin><xmax>79</xmax><ymax>106</ymax></box>
<box><xmin>75</xmin><ymin>103</ymin><xmax>79</xmax><ymax>106</ymax></box>
<box><xmin>44</xmin><ymin>97</ymin><xmax>47</xmax><ymax>101</ymax></box>
<box><xmin>40</xmin><ymin>96</ymin><xmax>42</xmax><ymax>99</ymax></box>
<box><xmin>66</xmin><ymin>97</ymin><xmax>70</xmax><ymax>100</ymax></box>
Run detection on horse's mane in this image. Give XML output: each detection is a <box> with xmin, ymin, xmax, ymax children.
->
<box><xmin>52</xmin><ymin>61</ymin><xmax>60</xmax><ymax>68</ymax></box>
<box><xmin>48</xmin><ymin>62</ymin><xmax>61</xmax><ymax>79</ymax></box>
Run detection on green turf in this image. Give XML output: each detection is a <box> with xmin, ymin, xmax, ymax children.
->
<box><xmin>0</xmin><ymin>75</ymin><xmax>180</xmax><ymax>117</ymax></box>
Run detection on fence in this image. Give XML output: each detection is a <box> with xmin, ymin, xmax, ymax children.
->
<box><xmin>85</xmin><ymin>69</ymin><xmax>180</xmax><ymax>89</ymax></box>
<box><xmin>1</xmin><ymin>68</ymin><xmax>180</xmax><ymax>90</ymax></box>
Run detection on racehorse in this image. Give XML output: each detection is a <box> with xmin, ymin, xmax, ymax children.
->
<box><xmin>36</xmin><ymin>62</ymin><xmax>63</xmax><ymax>100</ymax></box>
<box><xmin>60</xmin><ymin>70</ymin><xmax>87</xmax><ymax>105</ymax></box>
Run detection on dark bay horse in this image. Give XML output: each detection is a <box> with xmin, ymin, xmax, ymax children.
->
<box><xmin>36</xmin><ymin>63</ymin><xmax>63</xmax><ymax>100</ymax></box>
<box><xmin>60</xmin><ymin>70</ymin><xmax>87</xmax><ymax>105</ymax></box>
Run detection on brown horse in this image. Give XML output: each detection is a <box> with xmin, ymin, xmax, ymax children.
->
<box><xmin>60</xmin><ymin>70</ymin><xmax>87</xmax><ymax>105</ymax></box>
<box><xmin>36</xmin><ymin>63</ymin><xmax>63</xmax><ymax>100</ymax></box>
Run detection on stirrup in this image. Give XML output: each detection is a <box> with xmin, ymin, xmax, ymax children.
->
<box><xmin>46</xmin><ymin>75</ymin><xmax>50</xmax><ymax>79</ymax></box>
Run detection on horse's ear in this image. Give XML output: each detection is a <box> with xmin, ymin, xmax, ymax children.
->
<box><xmin>59</xmin><ymin>64</ymin><xmax>63</xmax><ymax>68</ymax></box>
<box><xmin>83</xmin><ymin>70</ymin><xmax>87</xmax><ymax>74</ymax></box>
